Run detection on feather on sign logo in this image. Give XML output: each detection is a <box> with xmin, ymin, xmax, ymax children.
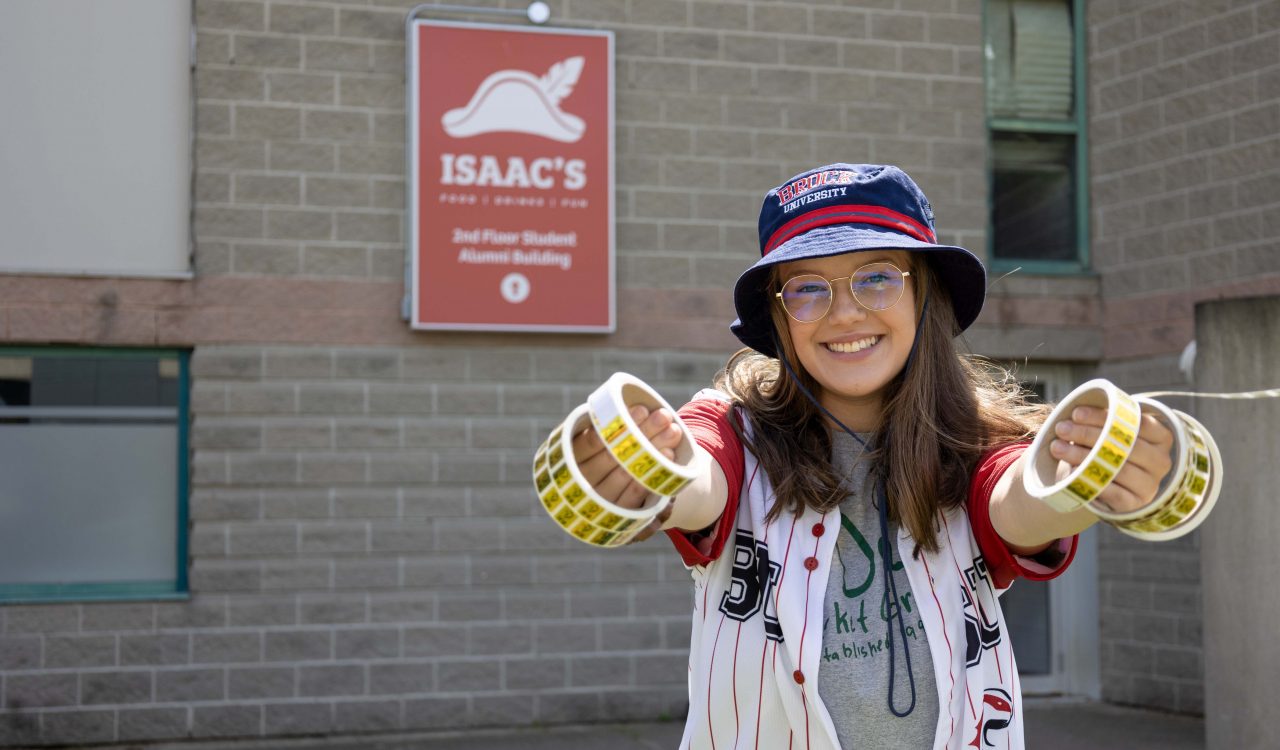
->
<box><xmin>441</xmin><ymin>57</ymin><xmax>587</xmax><ymax>143</ymax></box>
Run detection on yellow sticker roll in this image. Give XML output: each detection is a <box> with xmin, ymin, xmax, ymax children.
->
<box><xmin>531</xmin><ymin>403</ymin><xmax>670</xmax><ymax>548</ymax></box>
<box><xmin>1112</xmin><ymin>410</ymin><xmax>1222</xmax><ymax>542</ymax></box>
<box><xmin>586</xmin><ymin>372</ymin><xmax>700</xmax><ymax>498</ymax></box>
<box><xmin>1023</xmin><ymin>379</ymin><xmax>1226</xmax><ymax>543</ymax></box>
<box><xmin>1023</xmin><ymin>379</ymin><xmax>1142</xmax><ymax>514</ymax></box>
<box><xmin>1084</xmin><ymin>396</ymin><xmax>1190</xmax><ymax>523</ymax></box>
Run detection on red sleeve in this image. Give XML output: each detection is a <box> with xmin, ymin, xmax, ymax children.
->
<box><xmin>967</xmin><ymin>442</ymin><xmax>1079</xmax><ymax>590</ymax></box>
<box><xmin>664</xmin><ymin>396</ymin><xmax>744</xmax><ymax>568</ymax></box>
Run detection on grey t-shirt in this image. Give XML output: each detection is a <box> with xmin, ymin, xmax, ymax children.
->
<box><xmin>819</xmin><ymin>430</ymin><xmax>939</xmax><ymax>749</ymax></box>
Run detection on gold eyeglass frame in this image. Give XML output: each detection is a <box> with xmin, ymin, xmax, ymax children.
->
<box><xmin>774</xmin><ymin>261</ymin><xmax>911</xmax><ymax>323</ymax></box>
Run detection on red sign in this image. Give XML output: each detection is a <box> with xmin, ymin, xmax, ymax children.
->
<box><xmin>409</xmin><ymin>20</ymin><xmax>614</xmax><ymax>332</ymax></box>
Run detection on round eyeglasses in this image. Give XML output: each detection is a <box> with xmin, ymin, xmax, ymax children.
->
<box><xmin>775</xmin><ymin>261</ymin><xmax>911</xmax><ymax>323</ymax></box>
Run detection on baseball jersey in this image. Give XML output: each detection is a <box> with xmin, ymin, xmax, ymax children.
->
<box><xmin>666</xmin><ymin>391</ymin><xmax>1077</xmax><ymax>750</ymax></box>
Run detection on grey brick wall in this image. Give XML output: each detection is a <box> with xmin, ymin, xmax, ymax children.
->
<box><xmin>1095</xmin><ymin>355</ymin><xmax>1205</xmax><ymax>714</ymax></box>
<box><xmin>1089</xmin><ymin>0</ymin><xmax>1280</xmax><ymax>715</ymax></box>
<box><xmin>1</xmin><ymin>345</ymin><xmax>722</xmax><ymax>746</ymax></box>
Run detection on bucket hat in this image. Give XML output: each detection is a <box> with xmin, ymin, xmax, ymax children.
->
<box><xmin>731</xmin><ymin>163</ymin><xmax>987</xmax><ymax>358</ymax></box>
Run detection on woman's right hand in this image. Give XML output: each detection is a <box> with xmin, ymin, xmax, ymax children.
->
<box><xmin>570</xmin><ymin>403</ymin><xmax>684</xmax><ymax>543</ymax></box>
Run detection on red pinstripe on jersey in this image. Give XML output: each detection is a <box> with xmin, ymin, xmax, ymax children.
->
<box><xmin>921</xmin><ymin>553</ymin><xmax>958</xmax><ymax>744</ymax></box>
<box><xmin>707</xmin><ymin>611</ymin><xmax>728</xmax><ymax>749</ymax></box>
<box><xmin>753</xmin><ymin>641</ymin><xmax>770</xmax><ymax>749</ymax></box>
<box><xmin>770</xmin><ymin>508</ymin><xmax>804</xmax><ymax>747</ymax></box>
<box><xmin>752</xmin><ymin>464</ymin><xmax>772</xmax><ymax>750</ymax></box>
<box><xmin>731</xmin><ymin>620</ymin><xmax>743</xmax><ymax>747</ymax></box>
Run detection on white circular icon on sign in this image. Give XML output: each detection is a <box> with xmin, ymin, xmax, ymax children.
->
<box><xmin>500</xmin><ymin>272</ymin><xmax>531</xmax><ymax>304</ymax></box>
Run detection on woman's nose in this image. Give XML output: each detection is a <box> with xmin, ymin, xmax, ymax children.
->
<box><xmin>825</xmin><ymin>279</ymin><xmax>867</xmax><ymax>324</ymax></box>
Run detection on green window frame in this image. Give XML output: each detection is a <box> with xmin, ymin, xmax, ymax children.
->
<box><xmin>984</xmin><ymin>0</ymin><xmax>1090</xmax><ymax>275</ymax></box>
<box><xmin>0</xmin><ymin>347</ymin><xmax>190</xmax><ymax>603</ymax></box>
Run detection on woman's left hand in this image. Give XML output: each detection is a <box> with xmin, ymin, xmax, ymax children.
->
<box><xmin>1049</xmin><ymin>406</ymin><xmax>1175</xmax><ymax>514</ymax></box>
<box><xmin>989</xmin><ymin>404</ymin><xmax>1177</xmax><ymax>550</ymax></box>
<box><xmin>1044</xmin><ymin>406</ymin><xmax>1172</xmax><ymax>511</ymax></box>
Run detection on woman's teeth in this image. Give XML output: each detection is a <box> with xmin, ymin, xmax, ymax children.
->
<box><xmin>825</xmin><ymin>336</ymin><xmax>879</xmax><ymax>353</ymax></box>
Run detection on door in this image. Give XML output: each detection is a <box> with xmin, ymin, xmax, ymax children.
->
<box><xmin>1000</xmin><ymin>361</ymin><xmax>1100</xmax><ymax>697</ymax></box>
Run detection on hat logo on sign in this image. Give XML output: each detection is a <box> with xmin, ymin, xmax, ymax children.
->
<box><xmin>441</xmin><ymin>57</ymin><xmax>587</xmax><ymax>143</ymax></box>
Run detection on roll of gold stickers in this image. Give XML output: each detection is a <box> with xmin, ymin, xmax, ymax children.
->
<box><xmin>1023</xmin><ymin>379</ymin><xmax>1224</xmax><ymax>541</ymax></box>
<box><xmin>586</xmin><ymin>372</ymin><xmax>700</xmax><ymax>498</ymax></box>
<box><xmin>1110</xmin><ymin>409</ymin><xmax>1222</xmax><ymax>541</ymax></box>
<box><xmin>532</xmin><ymin>403</ymin><xmax>673</xmax><ymax>548</ymax></box>
<box><xmin>1023</xmin><ymin>379</ymin><xmax>1142</xmax><ymax>514</ymax></box>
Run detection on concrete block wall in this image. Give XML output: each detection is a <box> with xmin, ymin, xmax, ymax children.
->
<box><xmin>1088</xmin><ymin>0</ymin><xmax>1280</xmax><ymax>714</ymax></box>
<box><xmin>0</xmin><ymin>344</ymin><xmax>722</xmax><ymax>746</ymax></box>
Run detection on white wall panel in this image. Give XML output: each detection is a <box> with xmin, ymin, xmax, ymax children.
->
<box><xmin>0</xmin><ymin>0</ymin><xmax>191</xmax><ymax>276</ymax></box>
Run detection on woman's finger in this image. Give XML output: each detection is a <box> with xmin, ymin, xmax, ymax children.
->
<box><xmin>575</xmin><ymin>433</ymin><xmax>619</xmax><ymax>486</ymax></box>
<box><xmin>566</xmin><ymin>403</ymin><xmax>685</xmax><ymax>508</ymax></box>
<box><xmin>1049</xmin><ymin>443</ymin><xmax>1157</xmax><ymax>514</ymax></box>
<box><xmin>1134</xmin><ymin>412</ymin><xmax>1175</xmax><ymax>455</ymax></box>
<box><xmin>574</xmin><ymin>403</ymin><xmax>650</xmax><ymax>483</ymax></box>
<box><xmin>1051</xmin><ymin>410</ymin><xmax>1178</xmax><ymax>513</ymax></box>
<box><xmin>1091</xmin><ymin>478</ymin><xmax>1151</xmax><ymax>514</ymax></box>
<box><xmin>1120</xmin><ymin>428</ymin><xmax>1174</xmax><ymax>486</ymax></box>
<box><xmin>1103</xmin><ymin>415</ymin><xmax>1176</xmax><ymax>511</ymax></box>
<box><xmin>1053</xmin><ymin>405</ymin><xmax>1110</xmax><ymax>448</ymax></box>
<box><xmin>615</xmin><ymin>471</ymin><xmax>656</xmax><ymax>510</ymax></box>
<box><xmin>627</xmin><ymin>499</ymin><xmax>674</xmax><ymax>545</ymax></box>
<box><xmin>571</xmin><ymin>446</ymin><xmax>656</xmax><ymax>508</ymax></box>
<box><xmin>639</xmin><ymin>406</ymin><xmax>683</xmax><ymax>443</ymax></box>
<box><xmin>1054</xmin><ymin>408</ymin><xmax>1175</xmax><ymax>474</ymax></box>
<box><xmin>576</xmin><ymin>404</ymin><xmax>684</xmax><ymax>488</ymax></box>
<box><xmin>570</xmin><ymin>419</ymin><xmax>607</xmax><ymax>464</ymax></box>
<box><xmin>590</xmin><ymin>461</ymin><xmax>640</xmax><ymax>503</ymax></box>
<box><xmin>1048</xmin><ymin>437</ymin><xmax>1092</xmax><ymax>466</ymax></box>
<box><xmin>1050</xmin><ymin>434</ymin><xmax>1169</xmax><ymax>482</ymax></box>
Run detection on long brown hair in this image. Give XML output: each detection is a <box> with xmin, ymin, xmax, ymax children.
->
<box><xmin>714</xmin><ymin>258</ymin><xmax>1048</xmax><ymax>554</ymax></box>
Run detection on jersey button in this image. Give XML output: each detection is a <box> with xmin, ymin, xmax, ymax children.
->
<box><xmin>793</xmin><ymin>669</ymin><xmax>805</xmax><ymax>684</ymax></box>
<box><xmin>803</xmin><ymin>556</ymin><xmax>819</xmax><ymax>571</ymax></box>
<box><xmin>812</xmin><ymin>523</ymin><xmax>825</xmax><ymax>537</ymax></box>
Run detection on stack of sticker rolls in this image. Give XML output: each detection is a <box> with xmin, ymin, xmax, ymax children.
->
<box><xmin>532</xmin><ymin>373</ymin><xmax>699</xmax><ymax>548</ymax></box>
<box><xmin>1022</xmin><ymin>378</ymin><xmax>1223</xmax><ymax>541</ymax></box>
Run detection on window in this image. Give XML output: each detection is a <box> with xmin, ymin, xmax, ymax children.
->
<box><xmin>0</xmin><ymin>1</ymin><xmax>191</xmax><ymax>276</ymax></box>
<box><xmin>0</xmin><ymin>349</ymin><xmax>189</xmax><ymax>602</ymax></box>
<box><xmin>984</xmin><ymin>0</ymin><xmax>1088</xmax><ymax>272</ymax></box>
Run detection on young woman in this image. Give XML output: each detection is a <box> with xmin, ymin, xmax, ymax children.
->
<box><xmin>570</xmin><ymin>164</ymin><xmax>1173</xmax><ymax>749</ymax></box>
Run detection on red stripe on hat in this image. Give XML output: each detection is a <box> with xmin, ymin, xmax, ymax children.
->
<box><xmin>763</xmin><ymin>204</ymin><xmax>936</xmax><ymax>256</ymax></box>
<box><xmin>850</xmin><ymin>204</ymin><xmax>938</xmax><ymax>241</ymax></box>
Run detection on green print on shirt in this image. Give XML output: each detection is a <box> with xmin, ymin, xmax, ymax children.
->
<box><xmin>836</xmin><ymin>510</ymin><xmax>904</xmax><ymax>597</ymax></box>
<box><xmin>822</xmin><ymin>510</ymin><xmax>923</xmax><ymax>664</ymax></box>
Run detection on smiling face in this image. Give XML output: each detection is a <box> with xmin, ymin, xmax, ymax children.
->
<box><xmin>775</xmin><ymin>249</ymin><xmax>918</xmax><ymax>429</ymax></box>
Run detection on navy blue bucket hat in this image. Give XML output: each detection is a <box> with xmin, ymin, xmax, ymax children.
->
<box><xmin>731</xmin><ymin>163</ymin><xmax>987</xmax><ymax>358</ymax></box>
